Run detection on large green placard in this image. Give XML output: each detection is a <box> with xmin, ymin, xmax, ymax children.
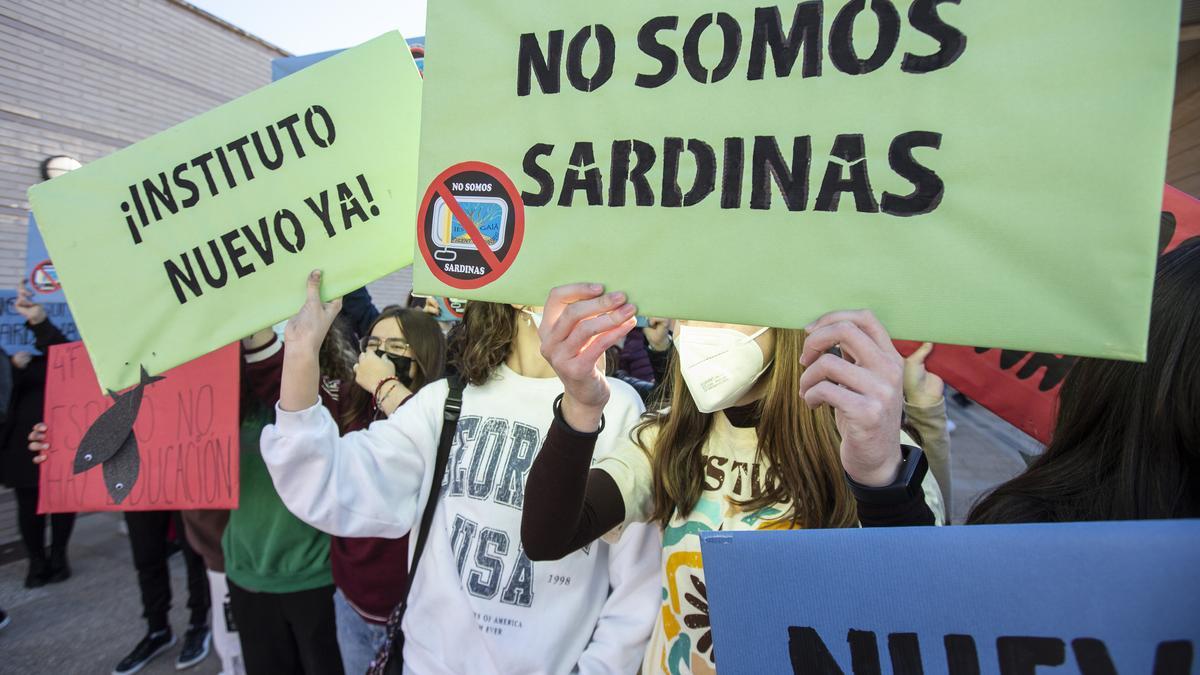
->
<box><xmin>30</xmin><ymin>32</ymin><xmax>421</xmax><ymax>391</ymax></box>
<box><xmin>412</xmin><ymin>1</ymin><xmax>1179</xmax><ymax>360</ymax></box>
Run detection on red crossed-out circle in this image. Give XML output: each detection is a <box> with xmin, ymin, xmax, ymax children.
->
<box><xmin>417</xmin><ymin>161</ymin><xmax>525</xmax><ymax>290</ymax></box>
<box><xmin>441</xmin><ymin>297</ymin><xmax>465</xmax><ymax>319</ymax></box>
<box><xmin>30</xmin><ymin>260</ymin><xmax>60</xmax><ymax>294</ymax></box>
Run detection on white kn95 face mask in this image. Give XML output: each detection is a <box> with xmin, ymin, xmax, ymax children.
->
<box><xmin>676</xmin><ymin>324</ymin><xmax>771</xmax><ymax>414</ymax></box>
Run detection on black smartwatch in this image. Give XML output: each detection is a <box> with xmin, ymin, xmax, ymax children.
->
<box><xmin>844</xmin><ymin>444</ymin><xmax>928</xmax><ymax>506</ymax></box>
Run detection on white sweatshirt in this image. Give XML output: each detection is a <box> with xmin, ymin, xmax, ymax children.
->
<box><xmin>260</xmin><ymin>364</ymin><xmax>660</xmax><ymax>675</ymax></box>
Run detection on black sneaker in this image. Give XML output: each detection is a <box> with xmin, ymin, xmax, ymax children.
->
<box><xmin>24</xmin><ymin>558</ymin><xmax>47</xmax><ymax>588</ymax></box>
<box><xmin>175</xmin><ymin>624</ymin><xmax>211</xmax><ymax>670</ymax></box>
<box><xmin>113</xmin><ymin>629</ymin><xmax>176</xmax><ymax>675</ymax></box>
<box><xmin>42</xmin><ymin>560</ymin><xmax>71</xmax><ymax>584</ymax></box>
<box><xmin>0</xmin><ymin>607</ymin><xmax>10</xmax><ymax>631</ymax></box>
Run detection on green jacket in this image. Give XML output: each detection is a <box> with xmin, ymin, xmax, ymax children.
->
<box><xmin>222</xmin><ymin>405</ymin><xmax>332</xmax><ymax>593</ymax></box>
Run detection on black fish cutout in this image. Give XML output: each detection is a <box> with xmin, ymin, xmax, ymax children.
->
<box><xmin>73</xmin><ymin>367</ymin><xmax>163</xmax><ymax>474</ymax></box>
<box><xmin>102</xmin><ymin>432</ymin><xmax>140</xmax><ymax>504</ymax></box>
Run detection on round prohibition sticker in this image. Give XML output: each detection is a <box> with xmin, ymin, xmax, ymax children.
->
<box><xmin>418</xmin><ymin>162</ymin><xmax>525</xmax><ymax>290</ymax></box>
<box><xmin>30</xmin><ymin>260</ymin><xmax>60</xmax><ymax>294</ymax></box>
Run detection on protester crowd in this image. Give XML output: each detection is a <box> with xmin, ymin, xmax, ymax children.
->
<box><xmin>0</xmin><ymin>237</ymin><xmax>1196</xmax><ymax>674</ymax></box>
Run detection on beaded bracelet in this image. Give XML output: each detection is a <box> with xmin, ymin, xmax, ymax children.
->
<box><xmin>373</xmin><ymin>376</ymin><xmax>401</xmax><ymax>411</ymax></box>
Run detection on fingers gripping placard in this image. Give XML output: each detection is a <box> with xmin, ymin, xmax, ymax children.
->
<box><xmin>418</xmin><ymin>162</ymin><xmax>525</xmax><ymax>290</ymax></box>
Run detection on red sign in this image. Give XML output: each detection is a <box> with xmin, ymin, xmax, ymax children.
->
<box><xmin>38</xmin><ymin>343</ymin><xmax>241</xmax><ymax>513</ymax></box>
<box><xmin>418</xmin><ymin>161</ymin><xmax>525</xmax><ymax>290</ymax></box>
<box><xmin>899</xmin><ymin>185</ymin><xmax>1200</xmax><ymax>443</ymax></box>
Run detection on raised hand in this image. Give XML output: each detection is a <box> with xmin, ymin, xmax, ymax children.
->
<box><xmin>539</xmin><ymin>283</ymin><xmax>637</xmax><ymax>432</ymax></box>
<box><xmin>284</xmin><ymin>270</ymin><xmax>343</xmax><ymax>356</ymax></box>
<box><xmin>279</xmin><ymin>270</ymin><xmax>342</xmax><ymax>413</ymax></box>
<box><xmin>643</xmin><ymin>317</ymin><xmax>671</xmax><ymax>351</ymax></box>
<box><xmin>28</xmin><ymin>423</ymin><xmax>49</xmax><ymax>465</ymax></box>
<box><xmin>14</xmin><ymin>282</ymin><xmax>46</xmax><ymax>325</ymax></box>
<box><xmin>799</xmin><ymin>310</ymin><xmax>905</xmax><ymax>487</ymax></box>
<box><xmin>903</xmin><ymin>342</ymin><xmax>945</xmax><ymax>407</ymax></box>
<box><xmin>354</xmin><ymin>349</ymin><xmax>399</xmax><ymax>396</ymax></box>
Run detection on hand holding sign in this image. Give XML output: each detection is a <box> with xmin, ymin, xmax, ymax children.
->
<box><xmin>539</xmin><ymin>283</ymin><xmax>637</xmax><ymax>432</ymax></box>
<box><xmin>903</xmin><ymin>342</ymin><xmax>945</xmax><ymax>407</ymax></box>
<box><xmin>643</xmin><ymin>318</ymin><xmax>671</xmax><ymax>352</ymax></box>
<box><xmin>14</xmin><ymin>283</ymin><xmax>46</xmax><ymax>326</ymax></box>
<box><xmin>280</xmin><ymin>270</ymin><xmax>342</xmax><ymax>413</ymax></box>
<box><xmin>284</xmin><ymin>271</ymin><xmax>343</xmax><ymax>355</ymax></box>
<box><xmin>799</xmin><ymin>310</ymin><xmax>905</xmax><ymax>488</ymax></box>
<box><xmin>29</xmin><ymin>423</ymin><xmax>48</xmax><ymax>465</ymax></box>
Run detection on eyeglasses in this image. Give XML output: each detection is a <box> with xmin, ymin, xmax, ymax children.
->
<box><xmin>360</xmin><ymin>336</ymin><xmax>410</xmax><ymax>356</ymax></box>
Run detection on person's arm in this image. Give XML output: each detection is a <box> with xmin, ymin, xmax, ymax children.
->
<box><xmin>280</xmin><ymin>270</ymin><xmax>342</xmax><ymax>413</ymax></box>
<box><xmin>643</xmin><ymin>318</ymin><xmax>672</xmax><ymax>387</ymax></box>
<box><xmin>352</xmin><ymin>348</ymin><xmax>409</xmax><ymax>417</ymax></box>
<box><xmin>902</xmin><ymin>343</ymin><xmax>951</xmax><ymax>509</ymax></box>
<box><xmin>14</xmin><ymin>354</ymin><xmax>47</xmax><ymax>392</ymax></box>
<box><xmin>259</xmin><ymin>270</ymin><xmax>440</xmax><ymax>539</ymax></box>
<box><xmin>903</xmin><ymin>401</ymin><xmax>949</xmax><ymax>517</ymax></box>
<box><xmin>526</xmin><ymin>382</ymin><xmax>659</xmax><ymax>672</ymax></box>
<box><xmin>242</xmin><ymin>328</ymin><xmax>283</xmax><ymax>408</ymax></box>
<box><xmin>29</xmin><ymin>321</ymin><xmax>67</xmax><ymax>353</ymax></box>
<box><xmin>375</xmin><ymin>382</ymin><xmax>412</xmax><ymax>416</ymax></box>
<box><xmin>259</xmin><ymin>377</ymin><xmax>445</xmax><ymax>539</ymax></box>
<box><xmin>522</xmin><ymin>412</ymin><xmax>626</xmax><ymax>560</ymax></box>
<box><xmin>575</xmin><ymin>519</ymin><xmax>660</xmax><ymax>674</ymax></box>
<box><xmin>857</xmin><ymin>490</ymin><xmax>937</xmax><ymax>527</ymax></box>
<box><xmin>14</xmin><ymin>284</ymin><xmax>66</xmax><ymax>352</ymax></box>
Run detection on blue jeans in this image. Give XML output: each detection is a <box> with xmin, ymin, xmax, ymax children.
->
<box><xmin>333</xmin><ymin>588</ymin><xmax>390</xmax><ymax>674</ymax></box>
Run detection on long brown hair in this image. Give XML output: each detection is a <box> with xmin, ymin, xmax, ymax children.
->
<box><xmin>342</xmin><ymin>308</ymin><xmax>447</xmax><ymax>426</ymax></box>
<box><xmin>634</xmin><ymin>328</ymin><xmax>858</xmax><ymax>528</ymax></box>
<box><xmin>448</xmin><ymin>301</ymin><xmax>519</xmax><ymax>386</ymax></box>
<box><xmin>320</xmin><ymin>316</ymin><xmax>358</xmax><ymax>384</ymax></box>
<box><xmin>969</xmin><ymin>239</ymin><xmax>1200</xmax><ymax>523</ymax></box>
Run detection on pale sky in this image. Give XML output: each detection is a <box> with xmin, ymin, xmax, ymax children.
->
<box><xmin>188</xmin><ymin>0</ymin><xmax>427</xmax><ymax>55</ymax></box>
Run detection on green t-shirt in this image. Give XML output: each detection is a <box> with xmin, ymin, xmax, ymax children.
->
<box><xmin>223</xmin><ymin>405</ymin><xmax>332</xmax><ymax>593</ymax></box>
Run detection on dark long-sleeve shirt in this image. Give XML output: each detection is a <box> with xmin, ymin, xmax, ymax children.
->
<box><xmin>523</xmin><ymin>401</ymin><xmax>935</xmax><ymax>561</ymax></box>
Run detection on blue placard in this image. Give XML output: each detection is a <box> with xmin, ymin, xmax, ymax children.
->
<box><xmin>1</xmin><ymin>214</ymin><xmax>79</xmax><ymax>354</ymax></box>
<box><xmin>271</xmin><ymin>36</ymin><xmax>424</xmax><ymax>82</ymax></box>
<box><xmin>700</xmin><ymin>521</ymin><xmax>1200</xmax><ymax>675</ymax></box>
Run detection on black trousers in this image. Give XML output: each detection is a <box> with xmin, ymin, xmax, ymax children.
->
<box><xmin>227</xmin><ymin>580</ymin><xmax>345</xmax><ymax>675</ymax></box>
<box><xmin>14</xmin><ymin>485</ymin><xmax>75</xmax><ymax>564</ymax></box>
<box><xmin>124</xmin><ymin>510</ymin><xmax>209</xmax><ymax>632</ymax></box>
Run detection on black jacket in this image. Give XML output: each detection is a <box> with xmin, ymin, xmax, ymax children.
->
<box><xmin>0</xmin><ymin>321</ymin><xmax>68</xmax><ymax>488</ymax></box>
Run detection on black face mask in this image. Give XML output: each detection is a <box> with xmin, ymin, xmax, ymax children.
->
<box><xmin>378</xmin><ymin>352</ymin><xmax>416</xmax><ymax>388</ymax></box>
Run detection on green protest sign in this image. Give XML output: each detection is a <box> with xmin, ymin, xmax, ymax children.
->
<box><xmin>29</xmin><ymin>31</ymin><xmax>420</xmax><ymax>391</ymax></box>
<box><xmin>413</xmin><ymin>1</ymin><xmax>1179</xmax><ymax>360</ymax></box>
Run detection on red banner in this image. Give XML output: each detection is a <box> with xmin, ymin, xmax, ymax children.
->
<box><xmin>38</xmin><ymin>343</ymin><xmax>241</xmax><ymax>513</ymax></box>
<box><xmin>898</xmin><ymin>185</ymin><xmax>1200</xmax><ymax>443</ymax></box>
